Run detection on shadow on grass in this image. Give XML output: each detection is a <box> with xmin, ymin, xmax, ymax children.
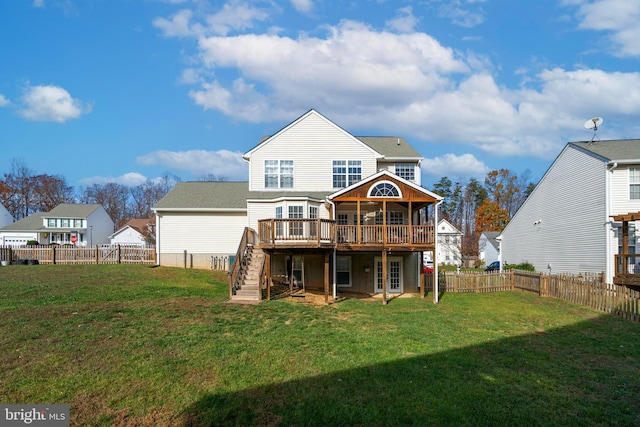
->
<box><xmin>180</xmin><ymin>315</ymin><xmax>639</xmax><ymax>427</ymax></box>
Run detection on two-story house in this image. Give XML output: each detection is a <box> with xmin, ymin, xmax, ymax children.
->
<box><xmin>499</xmin><ymin>139</ymin><xmax>640</xmax><ymax>285</ymax></box>
<box><xmin>423</xmin><ymin>219</ymin><xmax>463</xmax><ymax>267</ymax></box>
<box><xmin>0</xmin><ymin>204</ymin><xmax>114</xmax><ymax>247</ymax></box>
<box><xmin>154</xmin><ymin>109</ymin><xmax>442</xmax><ymax>303</ymax></box>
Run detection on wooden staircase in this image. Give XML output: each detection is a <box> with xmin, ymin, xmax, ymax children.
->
<box><xmin>230</xmin><ymin>245</ymin><xmax>265</xmax><ymax>302</ymax></box>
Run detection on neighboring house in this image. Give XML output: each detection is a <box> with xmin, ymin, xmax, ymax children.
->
<box><xmin>424</xmin><ymin>219</ymin><xmax>463</xmax><ymax>266</ymax></box>
<box><xmin>500</xmin><ymin>139</ymin><xmax>640</xmax><ymax>284</ymax></box>
<box><xmin>0</xmin><ymin>204</ymin><xmax>13</xmax><ymax>228</ymax></box>
<box><xmin>109</xmin><ymin>218</ymin><xmax>153</xmax><ymax>247</ymax></box>
<box><xmin>154</xmin><ymin>109</ymin><xmax>443</xmax><ymax>301</ymax></box>
<box><xmin>0</xmin><ymin>204</ymin><xmax>114</xmax><ymax>247</ymax></box>
<box><xmin>478</xmin><ymin>231</ymin><xmax>500</xmax><ymax>266</ymax></box>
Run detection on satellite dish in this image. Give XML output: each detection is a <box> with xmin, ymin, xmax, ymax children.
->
<box><xmin>584</xmin><ymin>117</ymin><xmax>604</xmax><ymax>143</ymax></box>
<box><xmin>584</xmin><ymin>117</ymin><xmax>603</xmax><ymax>130</ymax></box>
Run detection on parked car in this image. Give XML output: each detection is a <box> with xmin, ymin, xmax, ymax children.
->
<box><xmin>485</xmin><ymin>261</ymin><xmax>500</xmax><ymax>272</ymax></box>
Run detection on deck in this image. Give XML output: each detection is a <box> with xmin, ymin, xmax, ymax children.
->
<box><xmin>257</xmin><ymin>219</ymin><xmax>435</xmax><ymax>251</ymax></box>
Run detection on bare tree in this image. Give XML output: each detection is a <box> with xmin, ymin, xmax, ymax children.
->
<box><xmin>82</xmin><ymin>183</ymin><xmax>130</xmax><ymax>228</ymax></box>
<box><xmin>32</xmin><ymin>174</ymin><xmax>75</xmax><ymax>212</ymax></box>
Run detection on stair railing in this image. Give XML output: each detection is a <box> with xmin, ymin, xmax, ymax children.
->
<box><xmin>229</xmin><ymin>227</ymin><xmax>257</xmax><ymax>298</ymax></box>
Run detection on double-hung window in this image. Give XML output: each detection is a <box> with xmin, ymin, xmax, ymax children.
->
<box><xmin>395</xmin><ymin>164</ymin><xmax>415</xmax><ymax>181</ymax></box>
<box><xmin>333</xmin><ymin>160</ymin><xmax>361</xmax><ymax>188</ymax></box>
<box><xmin>265</xmin><ymin>160</ymin><xmax>294</xmax><ymax>188</ymax></box>
<box><xmin>631</xmin><ymin>168</ymin><xmax>640</xmax><ymax>199</ymax></box>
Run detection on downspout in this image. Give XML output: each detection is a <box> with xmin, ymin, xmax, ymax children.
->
<box><xmin>326</xmin><ymin>197</ymin><xmax>337</xmax><ymax>300</ymax></box>
<box><xmin>155</xmin><ymin>213</ymin><xmax>161</xmax><ymax>266</ymax></box>
<box><xmin>605</xmin><ymin>161</ymin><xmax>618</xmax><ymax>284</ymax></box>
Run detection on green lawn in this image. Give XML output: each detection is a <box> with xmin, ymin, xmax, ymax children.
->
<box><xmin>1</xmin><ymin>264</ymin><xmax>638</xmax><ymax>426</ymax></box>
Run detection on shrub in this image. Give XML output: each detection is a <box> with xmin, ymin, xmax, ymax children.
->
<box><xmin>506</xmin><ymin>262</ymin><xmax>535</xmax><ymax>272</ymax></box>
<box><xmin>26</xmin><ymin>240</ymin><xmax>39</xmax><ymax>246</ymax></box>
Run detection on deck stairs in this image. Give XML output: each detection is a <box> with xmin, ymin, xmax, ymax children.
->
<box><xmin>230</xmin><ymin>245</ymin><xmax>265</xmax><ymax>302</ymax></box>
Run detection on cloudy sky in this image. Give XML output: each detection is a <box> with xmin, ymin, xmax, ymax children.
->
<box><xmin>1</xmin><ymin>0</ymin><xmax>639</xmax><ymax>189</ymax></box>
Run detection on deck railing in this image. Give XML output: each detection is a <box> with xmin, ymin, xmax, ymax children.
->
<box><xmin>258</xmin><ymin>219</ymin><xmax>435</xmax><ymax>247</ymax></box>
<box><xmin>613</xmin><ymin>254</ymin><xmax>640</xmax><ymax>285</ymax></box>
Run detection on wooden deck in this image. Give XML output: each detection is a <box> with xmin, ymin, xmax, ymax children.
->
<box><xmin>257</xmin><ymin>219</ymin><xmax>435</xmax><ymax>251</ymax></box>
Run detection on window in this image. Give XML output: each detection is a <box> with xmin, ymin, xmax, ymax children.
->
<box><xmin>631</xmin><ymin>168</ymin><xmax>640</xmax><ymax>199</ymax></box>
<box><xmin>336</xmin><ymin>256</ymin><xmax>351</xmax><ymax>287</ymax></box>
<box><xmin>47</xmin><ymin>219</ymin><xmax>56</xmax><ymax>227</ymax></box>
<box><xmin>337</xmin><ymin>214</ymin><xmax>348</xmax><ymax>225</ymax></box>
<box><xmin>369</xmin><ymin>181</ymin><xmax>401</xmax><ymax>197</ymax></box>
<box><xmin>74</xmin><ymin>219</ymin><xmax>83</xmax><ymax>228</ymax></box>
<box><xmin>309</xmin><ymin>206</ymin><xmax>319</xmax><ymax>237</ymax></box>
<box><xmin>375</xmin><ymin>211</ymin><xmax>404</xmax><ymax>225</ymax></box>
<box><xmin>265</xmin><ymin>160</ymin><xmax>294</xmax><ymax>188</ymax></box>
<box><xmin>275</xmin><ymin>206</ymin><xmax>283</xmax><ymax>237</ymax></box>
<box><xmin>289</xmin><ymin>205</ymin><xmax>304</xmax><ymax>236</ymax></box>
<box><xmin>395</xmin><ymin>164</ymin><xmax>415</xmax><ymax>181</ymax></box>
<box><xmin>61</xmin><ymin>219</ymin><xmax>70</xmax><ymax>227</ymax></box>
<box><xmin>333</xmin><ymin>160</ymin><xmax>361</xmax><ymax>188</ymax></box>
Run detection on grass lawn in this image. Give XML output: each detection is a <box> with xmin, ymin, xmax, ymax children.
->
<box><xmin>0</xmin><ymin>264</ymin><xmax>638</xmax><ymax>426</ymax></box>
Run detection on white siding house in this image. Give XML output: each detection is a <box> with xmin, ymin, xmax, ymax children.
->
<box><xmin>424</xmin><ymin>219</ymin><xmax>463</xmax><ymax>266</ymax></box>
<box><xmin>154</xmin><ymin>109</ymin><xmax>442</xmax><ymax>301</ymax></box>
<box><xmin>478</xmin><ymin>231</ymin><xmax>500</xmax><ymax>266</ymax></box>
<box><xmin>500</xmin><ymin>139</ymin><xmax>640</xmax><ymax>283</ymax></box>
<box><xmin>109</xmin><ymin>219</ymin><xmax>153</xmax><ymax>247</ymax></box>
<box><xmin>0</xmin><ymin>204</ymin><xmax>114</xmax><ymax>247</ymax></box>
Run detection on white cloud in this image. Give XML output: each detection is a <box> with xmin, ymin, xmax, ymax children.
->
<box><xmin>32</xmin><ymin>0</ymin><xmax>44</xmax><ymax>8</ymax></box>
<box><xmin>385</xmin><ymin>7</ymin><xmax>419</xmax><ymax>33</ymax></box>
<box><xmin>154</xmin><ymin>1</ymin><xmax>271</xmax><ymax>37</ymax></box>
<box><xmin>19</xmin><ymin>84</ymin><xmax>91</xmax><ymax>122</ymax></box>
<box><xmin>570</xmin><ymin>0</ymin><xmax>640</xmax><ymax>57</ymax></box>
<box><xmin>0</xmin><ymin>94</ymin><xmax>9</xmax><ymax>107</ymax></box>
<box><xmin>156</xmin><ymin>3</ymin><xmax>640</xmax><ymax>167</ymax></box>
<box><xmin>136</xmin><ymin>149</ymin><xmax>248</xmax><ymax>180</ymax></box>
<box><xmin>291</xmin><ymin>0</ymin><xmax>313</xmax><ymax>15</ymax></box>
<box><xmin>153</xmin><ymin>9</ymin><xmax>194</xmax><ymax>37</ymax></box>
<box><xmin>436</xmin><ymin>0</ymin><xmax>486</xmax><ymax>28</ymax></box>
<box><xmin>422</xmin><ymin>153</ymin><xmax>490</xmax><ymax>179</ymax></box>
<box><xmin>79</xmin><ymin>172</ymin><xmax>149</xmax><ymax>187</ymax></box>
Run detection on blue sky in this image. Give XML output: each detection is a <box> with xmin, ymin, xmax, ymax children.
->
<box><xmin>1</xmin><ymin>0</ymin><xmax>639</xmax><ymax>190</ymax></box>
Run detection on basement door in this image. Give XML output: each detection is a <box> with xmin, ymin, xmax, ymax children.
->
<box><xmin>374</xmin><ymin>257</ymin><xmax>403</xmax><ymax>294</ymax></box>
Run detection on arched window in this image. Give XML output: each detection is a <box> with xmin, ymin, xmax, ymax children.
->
<box><xmin>368</xmin><ymin>181</ymin><xmax>401</xmax><ymax>197</ymax></box>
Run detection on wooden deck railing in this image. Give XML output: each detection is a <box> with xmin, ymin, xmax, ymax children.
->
<box><xmin>257</xmin><ymin>219</ymin><xmax>435</xmax><ymax>247</ymax></box>
<box><xmin>229</xmin><ymin>227</ymin><xmax>257</xmax><ymax>298</ymax></box>
<box><xmin>613</xmin><ymin>254</ymin><xmax>640</xmax><ymax>285</ymax></box>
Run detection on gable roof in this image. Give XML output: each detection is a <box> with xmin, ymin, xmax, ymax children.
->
<box><xmin>243</xmin><ymin>109</ymin><xmax>422</xmax><ymax>161</ymax></box>
<box><xmin>570</xmin><ymin>139</ymin><xmax>640</xmax><ymax>163</ymax></box>
<box><xmin>438</xmin><ymin>219</ymin><xmax>463</xmax><ymax>235</ymax></box>
<box><xmin>153</xmin><ymin>182</ymin><xmax>249</xmax><ymax>211</ymax></box>
<box><xmin>46</xmin><ymin>204</ymin><xmax>103</xmax><ymax>218</ymax></box>
<box><xmin>121</xmin><ymin>218</ymin><xmax>151</xmax><ymax>234</ymax></box>
<box><xmin>0</xmin><ymin>212</ymin><xmax>47</xmax><ymax>232</ymax></box>
<box><xmin>329</xmin><ymin>170</ymin><xmax>442</xmax><ymax>201</ymax></box>
<box><xmin>480</xmin><ymin>231</ymin><xmax>501</xmax><ymax>251</ymax></box>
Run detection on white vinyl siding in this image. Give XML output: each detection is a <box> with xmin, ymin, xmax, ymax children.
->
<box><xmin>501</xmin><ymin>146</ymin><xmax>607</xmax><ymax>275</ymax></box>
<box><xmin>248</xmin><ymin>112</ymin><xmax>378</xmax><ymax>191</ymax></box>
<box><xmin>157</xmin><ymin>212</ymin><xmax>247</xmax><ymax>254</ymax></box>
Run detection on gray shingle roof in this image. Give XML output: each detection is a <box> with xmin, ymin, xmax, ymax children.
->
<box><xmin>481</xmin><ymin>231</ymin><xmax>501</xmax><ymax>251</ymax></box>
<box><xmin>0</xmin><ymin>212</ymin><xmax>46</xmax><ymax>231</ymax></box>
<box><xmin>571</xmin><ymin>139</ymin><xmax>640</xmax><ymax>161</ymax></box>
<box><xmin>46</xmin><ymin>204</ymin><xmax>102</xmax><ymax>218</ymax></box>
<box><xmin>356</xmin><ymin>136</ymin><xmax>422</xmax><ymax>158</ymax></box>
<box><xmin>153</xmin><ymin>182</ymin><xmax>250</xmax><ymax>210</ymax></box>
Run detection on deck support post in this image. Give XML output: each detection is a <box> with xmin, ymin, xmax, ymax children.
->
<box><xmin>324</xmin><ymin>252</ymin><xmax>330</xmax><ymax>304</ymax></box>
<box><xmin>382</xmin><ymin>250</ymin><xmax>388</xmax><ymax>305</ymax></box>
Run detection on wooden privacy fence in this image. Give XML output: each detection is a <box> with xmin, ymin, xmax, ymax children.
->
<box><xmin>0</xmin><ymin>245</ymin><xmax>156</xmax><ymax>265</ymax></box>
<box><xmin>426</xmin><ymin>270</ymin><xmax>638</xmax><ymax>322</ymax></box>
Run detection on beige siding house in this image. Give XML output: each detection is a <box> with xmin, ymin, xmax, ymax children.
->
<box><xmin>154</xmin><ymin>109</ymin><xmax>442</xmax><ymax>302</ymax></box>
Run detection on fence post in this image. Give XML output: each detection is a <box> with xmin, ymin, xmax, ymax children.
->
<box><xmin>95</xmin><ymin>245</ymin><xmax>99</xmax><ymax>264</ymax></box>
<box><xmin>510</xmin><ymin>270</ymin><xmax>515</xmax><ymax>290</ymax></box>
<box><xmin>117</xmin><ymin>244</ymin><xmax>121</xmax><ymax>264</ymax></box>
<box><xmin>52</xmin><ymin>246</ymin><xmax>56</xmax><ymax>265</ymax></box>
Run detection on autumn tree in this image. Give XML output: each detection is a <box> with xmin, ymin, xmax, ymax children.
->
<box><xmin>474</xmin><ymin>199</ymin><xmax>510</xmax><ymax>233</ymax></box>
<box><xmin>484</xmin><ymin>168</ymin><xmax>533</xmax><ymax>217</ymax></box>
